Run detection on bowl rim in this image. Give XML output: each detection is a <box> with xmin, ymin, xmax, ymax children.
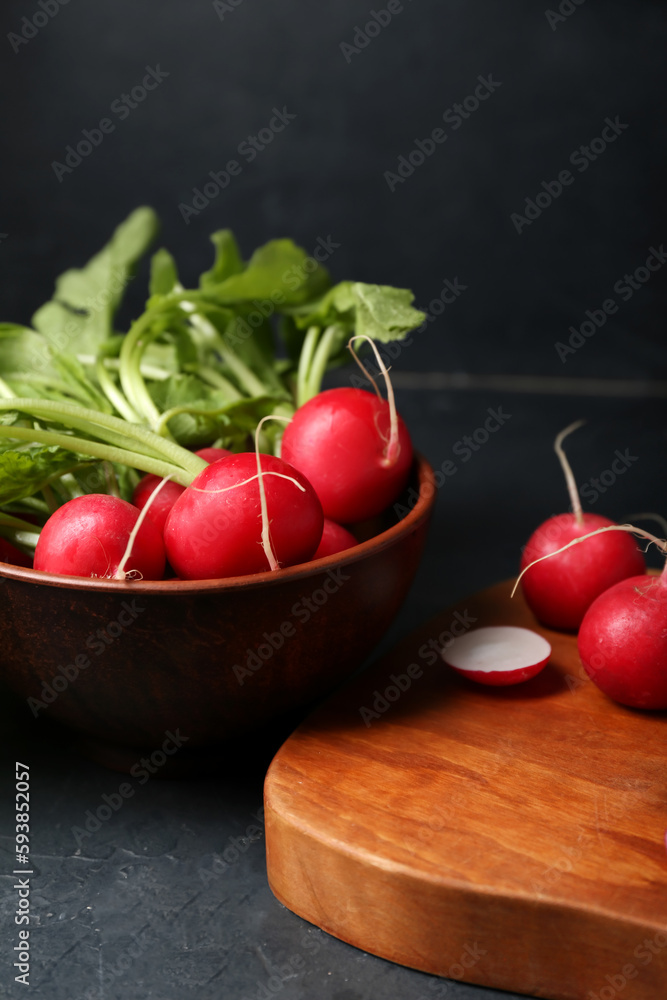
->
<box><xmin>0</xmin><ymin>453</ymin><xmax>436</xmax><ymax>595</ymax></box>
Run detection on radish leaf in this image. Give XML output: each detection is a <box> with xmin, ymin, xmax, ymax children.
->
<box><xmin>0</xmin><ymin>446</ymin><xmax>92</xmax><ymax>504</ymax></box>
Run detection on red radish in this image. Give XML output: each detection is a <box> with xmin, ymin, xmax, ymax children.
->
<box><xmin>133</xmin><ymin>446</ymin><xmax>230</xmax><ymax>532</ymax></box>
<box><xmin>312</xmin><ymin>519</ymin><xmax>358</xmax><ymax>560</ymax></box>
<box><xmin>164</xmin><ymin>452</ymin><xmax>323</xmax><ymax>580</ymax></box>
<box><xmin>578</xmin><ymin>572</ymin><xmax>667</xmax><ymax>710</ymax></box>
<box><xmin>133</xmin><ymin>476</ymin><xmax>186</xmax><ymax>533</ymax></box>
<box><xmin>515</xmin><ymin>522</ymin><xmax>667</xmax><ymax>708</ymax></box>
<box><xmin>34</xmin><ymin>494</ymin><xmax>165</xmax><ymax>580</ymax></box>
<box><xmin>520</xmin><ymin>421</ymin><xmax>644</xmax><ymax>630</ymax></box>
<box><xmin>281</xmin><ymin>338</ymin><xmax>412</xmax><ymax>523</ymax></box>
<box><xmin>194</xmin><ymin>446</ymin><xmax>230</xmax><ymax>464</ymax></box>
<box><xmin>441</xmin><ymin>626</ymin><xmax>551</xmax><ymax>686</ymax></box>
<box><xmin>0</xmin><ymin>538</ymin><xmax>32</xmax><ymax>568</ymax></box>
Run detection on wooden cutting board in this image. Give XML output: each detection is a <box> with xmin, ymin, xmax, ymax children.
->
<box><xmin>264</xmin><ymin>580</ymin><xmax>667</xmax><ymax>1000</ymax></box>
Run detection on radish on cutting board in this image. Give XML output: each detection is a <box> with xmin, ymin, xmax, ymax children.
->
<box><xmin>519</xmin><ymin>421</ymin><xmax>645</xmax><ymax>630</ymax></box>
<box><xmin>578</xmin><ymin>568</ymin><xmax>667</xmax><ymax>710</ymax></box>
<box><xmin>441</xmin><ymin>626</ymin><xmax>552</xmax><ymax>686</ymax></box>
<box><xmin>516</xmin><ymin>520</ymin><xmax>667</xmax><ymax>709</ymax></box>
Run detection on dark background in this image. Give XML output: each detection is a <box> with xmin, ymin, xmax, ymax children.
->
<box><xmin>2</xmin><ymin>0</ymin><xmax>666</xmax><ymax>379</ymax></box>
<box><xmin>1</xmin><ymin>2</ymin><xmax>666</xmax><ymax>999</ymax></box>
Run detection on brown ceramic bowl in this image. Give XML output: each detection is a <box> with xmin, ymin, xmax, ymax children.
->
<box><xmin>0</xmin><ymin>455</ymin><xmax>434</xmax><ymax>767</ymax></box>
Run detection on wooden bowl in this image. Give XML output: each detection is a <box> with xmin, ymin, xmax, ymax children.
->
<box><xmin>0</xmin><ymin>455</ymin><xmax>435</xmax><ymax>767</ymax></box>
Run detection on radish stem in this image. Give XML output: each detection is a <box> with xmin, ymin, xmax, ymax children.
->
<box><xmin>0</xmin><ymin>376</ymin><xmax>16</xmax><ymax>399</ymax></box>
<box><xmin>305</xmin><ymin>325</ymin><xmax>340</xmax><ymax>403</ymax></box>
<box><xmin>185</xmin><ymin>365</ymin><xmax>242</xmax><ymax>398</ymax></box>
<box><xmin>0</xmin><ymin>512</ymin><xmax>42</xmax><ymax>534</ymax></box>
<box><xmin>103</xmin><ymin>462</ymin><xmax>120</xmax><ymax>498</ymax></box>
<box><xmin>348</xmin><ymin>335</ymin><xmax>400</xmax><ymax>467</ymax></box>
<box><xmin>512</xmin><ymin>523</ymin><xmax>666</xmax><ymax>598</ymax></box>
<box><xmin>0</xmin><ymin>399</ymin><xmax>206</xmax><ymax>479</ymax></box>
<box><xmin>296</xmin><ymin>326</ymin><xmax>320</xmax><ymax>407</ymax></box>
<box><xmin>95</xmin><ymin>356</ymin><xmax>142</xmax><ymax>423</ymax></box>
<box><xmin>180</xmin><ymin>303</ymin><xmax>267</xmax><ymax>398</ymax></box>
<box><xmin>0</xmin><ymin>425</ymin><xmax>195</xmax><ymax>486</ymax></box>
<box><xmin>118</xmin><ymin>309</ymin><xmax>165</xmax><ymax>427</ymax></box>
<box><xmin>554</xmin><ymin>419</ymin><xmax>585</xmax><ymax>526</ymax></box>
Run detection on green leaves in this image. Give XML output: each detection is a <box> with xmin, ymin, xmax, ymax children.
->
<box><xmin>201</xmin><ymin>238</ymin><xmax>331</xmax><ymax>306</ymax></box>
<box><xmin>0</xmin><ymin>323</ymin><xmax>54</xmax><ymax>380</ymax></box>
<box><xmin>148</xmin><ymin>374</ymin><xmax>291</xmax><ymax>450</ymax></box>
<box><xmin>285</xmin><ymin>282</ymin><xmax>426</xmax><ymax>402</ymax></box>
<box><xmin>32</xmin><ymin>206</ymin><xmax>159</xmax><ymax>357</ymax></box>
<box><xmin>0</xmin><ymin>445</ymin><xmax>90</xmax><ymax>505</ymax></box>
<box><xmin>149</xmin><ymin>248</ymin><xmax>179</xmax><ymax>296</ymax></box>
<box><xmin>287</xmin><ymin>281</ymin><xmax>426</xmax><ymax>341</ymax></box>
<box><xmin>0</xmin><ymin>207</ymin><xmax>426</xmax><ymax>513</ymax></box>
<box><xmin>199</xmin><ymin>230</ymin><xmax>244</xmax><ymax>288</ymax></box>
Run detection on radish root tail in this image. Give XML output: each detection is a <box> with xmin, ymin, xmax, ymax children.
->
<box><xmin>114</xmin><ymin>476</ymin><xmax>172</xmax><ymax>581</ymax></box>
<box><xmin>511</xmin><ymin>522</ymin><xmax>667</xmax><ymax>598</ymax></box>
<box><xmin>348</xmin><ymin>335</ymin><xmax>400</xmax><ymax>467</ymax></box>
<box><xmin>255</xmin><ymin>415</ymin><xmax>299</xmax><ymax>573</ymax></box>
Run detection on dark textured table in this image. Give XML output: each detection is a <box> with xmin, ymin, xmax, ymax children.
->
<box><xmin>1</xmin><ymin>383</ymin><xmax>665</xmax><ymax>1000</ymax></box>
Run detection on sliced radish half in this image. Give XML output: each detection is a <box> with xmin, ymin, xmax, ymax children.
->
<box><xmin>441</xmin><ymin>626</ymin><xmax>552</xmax><ymax>686</ymax></box>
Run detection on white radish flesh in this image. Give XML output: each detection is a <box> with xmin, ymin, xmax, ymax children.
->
<box><xmin>441</xmin><ymin>626</ymin><xmax>551</xmax><ymax>686</ymax></box>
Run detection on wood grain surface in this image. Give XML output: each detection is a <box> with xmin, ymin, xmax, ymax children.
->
<box><xmin>264</xmin><ymin>580</ymin><xmax>667</xmax><ymax>1000</ymax></box>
